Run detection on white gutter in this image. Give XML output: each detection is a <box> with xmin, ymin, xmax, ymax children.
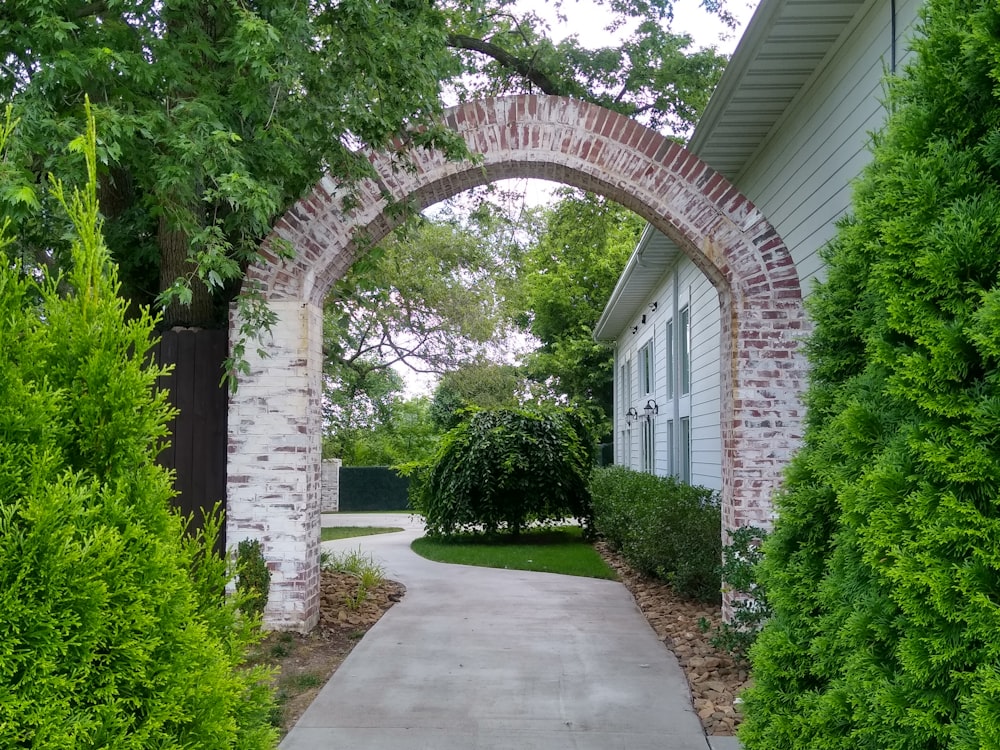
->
<box><xmin>593</xmin><ymin>224</ymin><xmax>657</xmax><ymax>341</ymax></box>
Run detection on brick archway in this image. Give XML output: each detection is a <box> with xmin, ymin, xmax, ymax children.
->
<box><xmin>229</xmin><ymin>95</ymin><xmax>808</xmax><ymax>630</ymax></box>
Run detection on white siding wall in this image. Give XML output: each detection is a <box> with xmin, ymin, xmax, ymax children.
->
<box><xmin>736</xmin><ymin>0</ymin><xmax>923</xmax><ymax>292</ymax></box>
<box><xmin>613</xmin><ymin>254</ymin><xmax>722</xmax><ymax>490</ymax></box>
<box><xmin>609</xmin><ymin>0</ymin><xmax>926</xmax><ymax>491</ymax></box>
<box><xmin>685</xmin><ymin>264</ymin><xmax>722</xmax><ymax>491</ymax></box>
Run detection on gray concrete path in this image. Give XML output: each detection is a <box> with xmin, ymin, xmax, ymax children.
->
<box><xmin>280</xmin><ymin>513</ymin><xmax>738</xmax><ymax>750</ymax></box>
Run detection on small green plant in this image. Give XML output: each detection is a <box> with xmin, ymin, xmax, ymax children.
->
<box><xmin>322</xmin><ymin>547</ymin><xmax>386</xmax><ymax>609</ymax></box>
<box><xmin>322</xmin><ymin>547</ymin><xmax>385</xmax><ymax>579</ymax></box>
<box><xmin>705</xmin><ymin>526</ymin><xmax>770</xmax><ymax>666</ymax></box>
<box><xmin>343</xmin><ymin>587</ymin><xmax>368</xmax><ymax>611</ymax></box>
<box><xmin>288</xmin><ymin>672</ymin><xmax>323</xmax><ymax>690</ymax></box>
<box><xmin>236</xmin><ymin>538</ymin><xmax>272</xmax><ymax>622</ymax></box>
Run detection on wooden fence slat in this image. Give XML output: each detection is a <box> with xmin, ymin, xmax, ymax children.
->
<box><xmin>151</xmin><ymin>328</ymin><xmax>228</xmax><ymax>550</ymax></box>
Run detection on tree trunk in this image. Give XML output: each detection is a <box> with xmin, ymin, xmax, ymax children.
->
<box><xmin>158</xmin><ymin>215</ymin><xmax>216</xmax><ymax>327</ymax></box>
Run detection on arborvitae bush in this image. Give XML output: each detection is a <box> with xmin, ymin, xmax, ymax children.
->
<box><xmin>0</xmin><ymin>110</ymin><xmax>276</xmax><ymax>749</ymax></box>
<box><xmin>741</xmin><ymin>3</ymin><xmax>1000</xmax><ymax>748</ymax></box>
<box><xmin>408</xmin><ymin>407</ymin><xmax>594</xmax><ymax>538</ymax></box>
<box><xmin>589</xmin><ymin>465</ymin><xmax>721</xmax><ymax>602</ymax></box>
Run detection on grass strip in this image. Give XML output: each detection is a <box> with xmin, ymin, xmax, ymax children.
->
<box><xmin>411</xmin><ymin>526</ymin><xmax>617</xmax><ymax>580</ymax></box>
<box><xmin>321</xmin><ymin>526</ymin><xmax>403</xmax><ymax>541</ymax></box>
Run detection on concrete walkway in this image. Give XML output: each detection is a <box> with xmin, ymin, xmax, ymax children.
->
<box><xmin>280</xmin><ymin>513</ymin><xmax>740</xmax><ymax>750</ymax></box>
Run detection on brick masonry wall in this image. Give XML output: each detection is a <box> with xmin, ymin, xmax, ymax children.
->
<box><xmin>232</xmin><ymin>95</ymin><xmax>810</xmax><ymax>628</ymax></box>
<box><xmin>321</xmin><ymin>459</ymin><xmax>342</xmax><ymax>513</ymax></box>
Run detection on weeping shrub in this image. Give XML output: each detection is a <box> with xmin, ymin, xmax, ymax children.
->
<box><xmin>407</xmin><ymin>407</ymin><xmax>594</xmax><ymax>538</ymax></box>
<box><xmin>741</xmin><ymin>3</ymin><xmax>1000</xmax><ymax>748</ymax></box>
<box><xmin>0</xmin><ymin>109</ymin><xmax>276</xmax><ymax>749</ymax></box>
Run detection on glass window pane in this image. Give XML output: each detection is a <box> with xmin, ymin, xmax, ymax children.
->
<box><xmin>680</xmin><ymin>417</ymin><xmax>691</xmax><ymax>483</ymax></box>
<box><xmin>680</xmin><ymin>306</ymin><xmax>691</xmax><ymax>395</ymax></box>
<box><xmin>665</xmin><ymin>320</ymin><xmax>674</xmax><ymax>398</ymax></box>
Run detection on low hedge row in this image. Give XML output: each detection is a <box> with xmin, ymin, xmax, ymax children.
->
<box><xmin>589</xmin><ymin>466</ymin><xmax>721</xmax><ymax>602</ymax></box>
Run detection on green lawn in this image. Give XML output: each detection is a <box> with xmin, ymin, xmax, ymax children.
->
<box><xmin>321</xmin><ymin>526</ymin><xmax>403</xmax><ymax>541</ymax></box>
<box><xmin>410</xmin><ymin>526</ymin><xmax>617</xmax><ymax>580</ymax></box>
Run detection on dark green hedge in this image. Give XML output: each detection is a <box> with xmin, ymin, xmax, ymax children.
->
<box><xmin>740</xmin><ymin>3</ymin><xmax>1000</xmax><ymax>748</ymax></box>
<box><xmin>589</xmin><ymin>466</ymin><xmax>721</xmax><ymax>602</ymax></box>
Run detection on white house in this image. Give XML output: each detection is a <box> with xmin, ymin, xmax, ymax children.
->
<box><xmin>595</xmin><ymin>0</ymin><xmax>922</xmax><ymax>497</ymax></box>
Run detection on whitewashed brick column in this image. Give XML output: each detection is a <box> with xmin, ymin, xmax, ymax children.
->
<box><xmin>227</xmin><ymin>299</ymin><xmax>323</xmax><ymax>631</ymax></box>
<box><xmin>321</xmin><ymin>459</ymin><xmax>342</xmax><ymax>512</ymax></box>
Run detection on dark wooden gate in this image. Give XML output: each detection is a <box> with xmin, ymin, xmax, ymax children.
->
<box><xmin>151</xmin><ymin>328</ymin><xmax>229</xmax><ymax>549</ymax></box>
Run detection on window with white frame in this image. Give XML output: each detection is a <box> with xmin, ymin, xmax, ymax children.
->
<box><xmin>664</xmin><ymin>319</ymin><xmax>674</xmax><ymax>398</ymax></box>
<box><xmin>660</xmin><ymin>291</ymin><xmax>692</xmax><ymax>482</ymax></box>
<box><xmin>679</xmin><ymin>416</ymin><xmax>691</xmax><ymax>483</ymax></box>
<box><xmin>639</xmin><ymin>340</ymin><xmax>653</xmax><ymax>396</ymax></box>
<box><xmin>665</xmin><ymin>419</ymin><xmax>675</xmax><ymax>475</ymax></box>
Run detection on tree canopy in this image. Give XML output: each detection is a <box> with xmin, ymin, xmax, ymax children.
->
<box><xmin>3</xmin><ymin>0</ymin><xmax>731</xmax><ymax>340</ymax></box>
<box><xmin>515</xmin><ymin>190</ymin><xmax>645</xmax><ymax>434</ymax></box>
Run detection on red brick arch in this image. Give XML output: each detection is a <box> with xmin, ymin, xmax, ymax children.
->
<box><xmin>229</xmin><ymin>95</ymin><xmax>808</xmax><ymax>630</ymax></box>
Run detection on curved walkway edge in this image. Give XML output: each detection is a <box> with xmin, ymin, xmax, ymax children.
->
<box><xmin>279</xmin><ymin>514</ymin><xmax>738</xmax><ymax>750</ymax></box>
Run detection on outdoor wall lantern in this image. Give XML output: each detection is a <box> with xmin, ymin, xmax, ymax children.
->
<box><xmin>649</xmin><ymin>301</ymin><xmax>658</xmax><ymax>312</ymax></box>
<box><xmin>631</xmin><ymin>325</ymin><xmax>639</xmax><ymax>334</ymax></box>
<box><xmin>644</xmin><ymin>399</ymin><xmax>659</xmax><ymax>420</ymax></box>
<box><xmin>625</xmin><ymin>407</ymin><xmax>639</xmax><ymax>425</ymax></box>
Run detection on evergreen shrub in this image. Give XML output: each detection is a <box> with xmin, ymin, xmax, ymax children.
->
<box><xmin>589</xmin><ymin>465</ymin><xmax>721</xmax><ymax>602</ymax></box>
<box><xmin>0</xmin><ymin>109</ymin><xmax>276</xmax><ymax>749</ymax></box>
<box><xmin>705</xmin><ymin>526</ymin><xmax>770</xmax><ymax>665</ymax></box>
<box><xmin>236</xmin><ymin>538</ymin><xmax>272</xmax><ymax>622</ymax></box>
<box><xmin>407</xmin><ymin>407</ymin><xmax>594</xmax><ymax>538</ymax></box>
<box><xmin>741</xmin><ymin>2</ymin><xmax>1000</xmax><ymax>747</ymax></box>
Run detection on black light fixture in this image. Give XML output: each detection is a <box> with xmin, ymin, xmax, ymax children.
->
<box><xmin>641</xmin><ymin>314</ymin><xmax>647</xmax><ymax>324</ymax></box>
<box><xmin>650</xmin><ymin>301</ymin><xmax>658</xmax><ymax>312</ymax></box>
<box><xmin>631</xmin><ymin>325</ymin><xmax>639</xmax><ymax>334</ymax></box>
<box><xmin>644</xmin><ymin>399</ymin><xmax>659</xmax><ymax>420</ymax></box>
<box><xmin>625</xmin><ymin>407</ymin><xmax>639</xmax><ymax>426</ymax></box>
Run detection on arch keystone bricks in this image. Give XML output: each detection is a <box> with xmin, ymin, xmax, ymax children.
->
<box><xmin>228</xmin><ymin>95</ymin><xmax>809</xmax><ymax>630</ymax></box>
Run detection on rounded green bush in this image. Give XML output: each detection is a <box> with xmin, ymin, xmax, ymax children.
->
<box><xmin>409</xmin><ymin>407</ymin><xmax>594</xmax><ymax>538</ymax></box>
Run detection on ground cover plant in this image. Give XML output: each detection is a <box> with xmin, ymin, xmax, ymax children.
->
<box><xmin>406</xmin><ymin>407</ymin><xmax>594</xmax><ymax>538</ymax></box>
<box><xmin>589</xmin><ymin>465</ymin><xmax>721</xmax><ymax>602</ymax></box>
<box><xmin>740</xmin><ymin>2</ymin><xmax>1000</xmax><ymax>747</ymax></box>
<box><xmin>0</xmin><ymin>110</ymin><xmax>275</xmax><ymax>748</ymax></box>
<box><xmin>411</xmin><ymin>526</ymin><xmax>617</xmax><ymax>579</ymax></box>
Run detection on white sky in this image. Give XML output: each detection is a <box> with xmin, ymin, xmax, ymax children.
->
<box><xmin>398</xmin><ymin>0</ymin><xmax>758</xmax><ymax>397</ymax></box>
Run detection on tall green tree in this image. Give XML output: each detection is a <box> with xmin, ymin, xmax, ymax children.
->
<box><xmin>2</xmin><ymin>0</ymin><xmax>465</xmax><ymax>333</ymax></box>
<box><xmin>325</xmin><ymin>396</ymin><xmax>441</xmax><ymax>466</ymax></box>
<box><xmin>324</xmin><ymin>215</ymin><xmax>522</xmax><ymax>384</ymax></box>
<box><xmin>740</xmin><ymin>2</ymin><xmax>1000</xmax><ymax>748</ymax></box>
<box><xmin>429</xmin><ymin>361</ymin><xmax>534</xmax><ymax>429</ymax></box>
<box><xmin>3</xmin><ymin>0</ymin><xmax>730</xmax><ymax>337</ymax></box>
<box><xmin>515</xmin><ymin>190</ymin><xmax>644</xmax><ymax>434</ymax></box>
<box><xmin>443</xmin><ymin>0</ymin><xmax>730</xmax><ymax>135</ymax></box>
